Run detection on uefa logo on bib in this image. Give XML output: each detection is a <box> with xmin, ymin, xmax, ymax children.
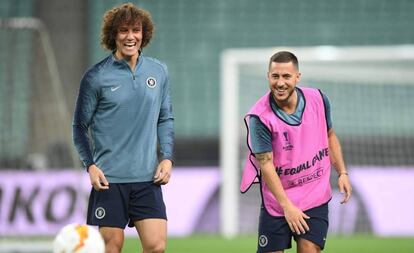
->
<box><xmin>146</xmin><ymin>77</ymin><xmax>157</xmax><ymax>88</ymax></box>
<box><xmin>282</xmin><ymin>131</ymin><xmax>294</xmax><ymax>151</ymax></box>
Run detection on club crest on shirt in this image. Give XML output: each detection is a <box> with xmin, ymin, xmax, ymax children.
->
<box><xmin>282</xmin><ymin>131</ymin><xmax>294</xmax><ymax>151</ymax></box>
<box><xmin>146</xmin><ymin>77</ymin><xmax>157</xmax><ymax>88</ymax></box>
<box><xmin>95</xmin><ymin>207</ymin><xmax>106</xmax><ymax>219</ymax></box>
<box><xmin>259</xmin><ymin>235</ymin><xmax>268</xmax><ymax>247</ymax></box>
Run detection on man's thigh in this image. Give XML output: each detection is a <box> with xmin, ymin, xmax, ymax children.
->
<box><xmin>99</xmin><ymin>227</ymin><xmax>125</xmax><ymax>252</ymax></box>
<box><xmin>295</xmin><ymin>202</ymin><xmax>329</xmax><ymax>250</ymax></box>
<box><xmin>127</xmin><ymin>182</ymin><xmax>167</xmax><ymax>227</ymax></box>
<box><xmin>257</xmin><ymin>202</ymin><xmax>329</xmax><ymax>253</ymax></box>
<box><xmin>134</xmin><ymin>218</ymin><xmax>167</xmax><ymax>248</ymax></box>
<box><xmin>257</xmin><ymin>207</ymin><xmax>293</xmax><ymax>252</ymax></box>
<box><xmin>87</xmin><ymin>184</ymin><xmax>130</xmax><ymax>228</ymax></box>
<box><xmin>296</xmin><ymin>237</ymin><xmax>321</xmax><ymax>253</ymax></box>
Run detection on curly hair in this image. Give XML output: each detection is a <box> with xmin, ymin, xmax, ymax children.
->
<box><xmin>101</xmin><ymin>3</ymin><xmax>154</xmax><ymax>51</ymax></box>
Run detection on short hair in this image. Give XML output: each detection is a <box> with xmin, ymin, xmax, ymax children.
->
<box><xmin>268</xmin><ymin>51</ymin><xmax>299</xmax><ymax>70</ymax></box>
<box><xmin>101</xmin><ymin>3</ymin><xmax>154</xmax><ymax>51</ymax></box>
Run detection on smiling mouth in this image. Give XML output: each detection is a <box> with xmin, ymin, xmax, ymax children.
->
<box><xmin>124</xmin><ymin>42</ymin><xmax>137</xmax><ymax>48</ymax></box>
<box><xmin>273</xmin><ymin>88</ymin><xmax>287</xmax><ymax>95</ymax></box>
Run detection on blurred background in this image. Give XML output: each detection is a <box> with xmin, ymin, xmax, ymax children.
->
<box><xmin>1</xmin><ymin>0</ymin><xmax>414</xmax><ymax>252</ymax></box>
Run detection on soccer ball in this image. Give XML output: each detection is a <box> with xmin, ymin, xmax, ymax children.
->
<box><xmin>53</xmin><ymin>224</ymin><xmax>105</xmax><ymax>253</ymax></box>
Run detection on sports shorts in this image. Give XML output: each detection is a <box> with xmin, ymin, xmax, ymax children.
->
<box><xmin>257</xmin><ymin>202</ymin><xmax>329</xmax><ymax>252</ymax></box>
<box><xmin>87</xmin><ymin>181</ymin><xmax>167</xmax><ymax>228</ymax></box>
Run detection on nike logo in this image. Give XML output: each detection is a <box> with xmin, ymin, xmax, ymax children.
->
<box><xmin>111</xmin><ymin>85</ymin><xmax>121</xmax><ymax>92</ymax></box>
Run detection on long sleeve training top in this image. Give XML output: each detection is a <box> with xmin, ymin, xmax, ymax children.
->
<box><xmin>72</xmin><ymin>54</ymin><xmax>174</xmax><ymax>183</ymax></box>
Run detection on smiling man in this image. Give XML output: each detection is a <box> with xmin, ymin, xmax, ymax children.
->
<box><xmin>240</xmin><ymin>51</ymin><xmax>352</xmax><ymax>253</ymax></box>
<box><xmin>72</xmin><ymin>3</ymin><xmax>174</xmax><ymax>253</ymax></box>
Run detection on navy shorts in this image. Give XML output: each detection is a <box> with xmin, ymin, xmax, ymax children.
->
<box><xmin>86</xmin><ymin>181</ymin><xmax>167</xmax><ymax>228</ymax></box>
<box><xmin>257</xmin><ymin>202</ymin><xmax>329</xmax><ymax>252</ymax></box>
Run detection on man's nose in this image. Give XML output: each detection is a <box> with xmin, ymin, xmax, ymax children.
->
<box><xmin>276</xmin><ymin>79</ymin><xmax>285</xmax><ymax>86</ymax></box>
<box><xmin>127</xmin><ymin>30</ymin><xmax>134</xmax><ymax>38</ymax></box>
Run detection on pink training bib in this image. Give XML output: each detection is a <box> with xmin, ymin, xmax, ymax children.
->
<box><xmin>240</xmin><ymin>87</ymin><xmax>332</xmax><ymax>216</ymax></box>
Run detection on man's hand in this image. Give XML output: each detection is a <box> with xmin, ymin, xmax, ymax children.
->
<box><xmin>338</xmin><ymin>173</ymin><xmax>352</xmax><ymax>204</ymax></box>
<box><xmin>154</xmin><ymin>159</ymin><xmax>173</xmax><ymax>185</ymax></box>
<box><xmin>256</xmin><ymin>151</ymin><xmax>310</xmax><ymax>235</ymax></box>
<box><xmin>88</xmin><ymin>164</ymin><xmax>109</xmax><ymax>191</ymax></box>
<box><xmin>283</xmin><ymin>202</ymin><xmax>310</xmax><ymax>235</ymax></box>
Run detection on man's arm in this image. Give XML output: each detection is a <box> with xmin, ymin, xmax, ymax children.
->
<box><xmin>256</xmin><ymin>151</ymin><xmax>310</xmax><ymax>235</ymax></box>
<box><xmin>72</xmin><ymin>73</ymin><xmax>108</xmax><ymax>191</ymax></box>
<box><xmin>328</xmin><ymin>128</ymin><xmax>352</xmax><ymax>204</ymax></box>
<box><xmin>154</xmin><ymin>65</ymin><xmax>174</xmax><ymax>185</ymax></box>
<box><xmin>72</xmin><ymin>74</ymin><xmax>97</xmax><ymax>169</ymax></box>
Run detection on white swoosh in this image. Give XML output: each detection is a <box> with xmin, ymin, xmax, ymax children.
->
<box><xmin>111</xmin><ymin>85</ymin><xmax>121</xmax><ymax>91</ymax></box>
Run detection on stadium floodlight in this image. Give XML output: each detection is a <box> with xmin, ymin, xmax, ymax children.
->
<box><xmin>219</xmin><ymin>45</ymin><xmax>414</xmax><ymax>238</ymax></box>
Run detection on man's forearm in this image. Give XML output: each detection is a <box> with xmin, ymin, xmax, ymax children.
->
<box><xmin>328</xmin><ymin>129</ymin><xmax>348</xmax><ymax>175</ymax></box>
<box><xmin>72</xmin><ymin>123</ymin><xmax>94</xmax><ymax>168</ymax></box>
<box><xmin>256</xmin><ymin>152</ymin><xmax>292</xmax><ymax>209</ymax></box>
<box><xmin>157</xmin><ymin>118</ymin><xmax>174</xmax><ymax>162</ymax></box>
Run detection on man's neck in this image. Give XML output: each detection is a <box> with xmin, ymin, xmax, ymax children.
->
<box><xmin>274</xmin><ymin>89</ymin><xmax>298</xmax><ymax>115</ymax></box>
<box><xmin>115</xmin><ymin>52</ymin><xmax>139</xmax><ymax>70</ymax></box>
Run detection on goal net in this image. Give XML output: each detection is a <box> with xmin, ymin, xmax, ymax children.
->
<box><xmin>0</xmin><ymin>17</ymin><xmax>82</xmax><ymax>252</ymax></box>
<box><xmin>0</xmin><ymin>17</ymin><xmax>79</xmax><ymax>170</ymax></box>
<box><xmin>219</xmin><ymin>45</ymin><xmax>414</xmax><ymax>237</ymax></box>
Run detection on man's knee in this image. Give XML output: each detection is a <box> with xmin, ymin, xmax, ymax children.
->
<box><xmin>297</xmin><ymin>238</ymin><xmax>321</xmax><ymax>253</ymax></box>
<box><xmin>103</xmin><ymin>237</ymin><xmax>123</xmax><ymax>253</ymax></box>
<box><xmin>142</xmin><ymin>240</ymin><xmax>166</xmax><ymax>253</ymax></box>
<box><xmin>100</xmin><ymin>228</ymin><xmax>124</xmax><ymax>253</ymax></box>
<box><xmin>104</xmin><ymin>242</ymin><xmax>123</xmax><ymax>253</ymax></box>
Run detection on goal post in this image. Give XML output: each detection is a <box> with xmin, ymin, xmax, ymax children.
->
<box><xmin>0</xmin><ymin>17</ymin><xmax>79</xmax><ymax>169</ymax></box>
<box><xmin>219</xmin><ymin>45</ymin><xmax>414</xmax><ymax>238</ymax></box>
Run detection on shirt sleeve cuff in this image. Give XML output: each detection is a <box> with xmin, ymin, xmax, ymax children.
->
<box><xmin>161</xmin><ymin>155</ymin><xmax>175</xmax><ymax>165</ymax></box>
<box><xmin>84</xmin><ymin>160</ymin><xmax>94</xmax><ymax>171</ymax></box>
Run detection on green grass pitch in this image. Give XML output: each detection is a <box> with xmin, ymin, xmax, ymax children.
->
<box><xmin>123</xmin><ymin>235</ymin><xmax>414</xmax><ymax>253</ymax></box>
